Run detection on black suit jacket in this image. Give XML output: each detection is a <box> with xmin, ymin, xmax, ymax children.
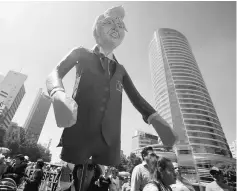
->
<box><xmin>46</xmin><ymin>46</ymin><xmax>156</xmax><ymax>165</ymax></box>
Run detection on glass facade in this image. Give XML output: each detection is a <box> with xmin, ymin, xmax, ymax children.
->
<box><xmin>148</xmin><ymin>28</ymin><xmax>232</xmax><ymax>158</ymax></box>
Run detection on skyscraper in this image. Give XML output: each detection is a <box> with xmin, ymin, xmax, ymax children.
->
<box><xmin>149</xmin><ymin>28</ymin><xmax>233</xmax><ymax>181</ymax></box>
<box><xmin>24</xmin><ymin>88</ymin><xmax>51</xmax><ymax>144</ymax></box>
<box><xmin>0</xmin><ymin>71</ymin><xmax>27</xmax><ymax>144</ymax></box>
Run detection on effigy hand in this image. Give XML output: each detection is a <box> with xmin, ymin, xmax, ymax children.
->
<box><xmin>52</xmin><ymin>91</ymin><xmax>78</xmax><ymax>128</ymax></box>
<box><xmin>150</xmin><ymin>114</ymin><xmax>178</xmax><ymax>147</ymax></box>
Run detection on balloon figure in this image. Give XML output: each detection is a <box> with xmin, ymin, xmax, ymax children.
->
<box><xmin>46</xmin><ymin>5</ymin><xmax>177</xmax><ymax>191</ymax></box>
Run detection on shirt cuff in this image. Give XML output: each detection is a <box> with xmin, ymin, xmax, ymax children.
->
<box><xmin>147</xmin><ymin>112</ymin><xmax>159</xmax><ymax>125</ymax></box>
<box><xmin>50</xmin><ymin>87</ymin><xmax>65</xmax><ymax>97</ymax></box>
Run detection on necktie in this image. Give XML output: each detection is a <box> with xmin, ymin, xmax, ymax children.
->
<box><xmin>100</xmin><ymin>54</ymin><xmax>112</xmax><ymax>79</ymax></box>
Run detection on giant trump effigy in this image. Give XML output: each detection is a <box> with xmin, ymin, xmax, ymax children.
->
<box><xmin>46</xmin><ymin>5</ymin><xmax>177</xmax><ymax>191</ymax></box>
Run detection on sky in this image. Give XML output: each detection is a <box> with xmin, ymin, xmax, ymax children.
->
<box><xmin>0</xmin><ymin>1</ymin><xmax>235</xmax><ymax>163</ymax></box>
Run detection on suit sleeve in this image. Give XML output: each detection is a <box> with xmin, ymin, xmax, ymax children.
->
<box><xmin>122</xmin><ymin>66</ymin><xmax>156</xmax><ymax>123</ymax></box>
<box><xmin>46</xmin><ymin>46</ymin><xmax>83</xmax><ymax>96</ymax></box>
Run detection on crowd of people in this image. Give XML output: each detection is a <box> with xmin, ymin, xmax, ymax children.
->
<box><xmin>0</xmin><ymin>153</ymin><xmax>45</xmax><ymax>191</ymax></box>
<box><xmin>0</xmin><ymin>147</ymin><xmax>236</xmax><ymax>191</ymax></box>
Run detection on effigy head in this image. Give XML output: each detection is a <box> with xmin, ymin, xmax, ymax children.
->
<box><xmin>93</xmin><ymin>5</ymin><xmax>128</xmax><ymax>51</ymax></box>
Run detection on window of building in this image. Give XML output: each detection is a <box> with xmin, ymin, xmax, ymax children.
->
<box><xmin>187</xmin><ymin>131</ymin><xmax>226</xmax><ymax>143</ymax></box>
<box><xmin>182</xmin><ymin>113</ymin><xmax>220</xmax><ymax>125</ymax></box>
<box><xmin>184</xmin><ymin>119</ymin><xmax>221</xmax><ymax>130</ymax></box>
<box><xmin>180</xmin><ymin>103</ymin><xmax>217</xmax><ymax>115</ymax></box>
<box><xmin>185</xmin><ymin>125</ymin><xmax>224</xmax><ymax>137</ymax></box>
<box><xmin>189</xmin><ymin>138</ymin><xmax>227</xmax><ymax>149</ymax></box>
<box><xmin>191</xmin><ymin>145</ymin><xmax>231</xmax><ymax>157</ymax></box>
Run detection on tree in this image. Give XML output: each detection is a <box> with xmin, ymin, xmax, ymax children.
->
<box><xmin>4</xmin><ymin>130</ymin><xmax>52</xmax><ymax>162</ymax></box>
<box><xmin>126</xmin><ymin>153</ymin><xmax>142</xmax><ymax>174</ymax></box>
<box><xmin>116</xmin><ymin>152</ymin><xmax>129</xmax><ymax>172</ymax></box>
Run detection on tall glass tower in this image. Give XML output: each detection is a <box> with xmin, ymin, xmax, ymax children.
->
<box><xmin>149</xmin><ymin>29</ymin><xmax>233</xmax><ymax>182</ymax></box>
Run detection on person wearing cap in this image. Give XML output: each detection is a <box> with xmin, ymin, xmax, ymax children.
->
<box><xmin>122</xmin><ymin>176</ymin><xmax>131</xmax><ymax>191</ymax></box>
<box><xmin>205</xmin><ymin>166</ymin><xmax>233</xmax><ymax>191</ymax></box>
<box><xmin>23</xmin><ymin>159</ymin><xmax>44</xmax><ymax>191</ymax></box>
<box><xmin>24</xmin><ymin>156</ymin><xmax>29</xmax><ymax>163</ymax></box>
<box><xmin>3</xmin><ymin>154</ymin><xmax>27</xmax><ymax>186</ymax></box>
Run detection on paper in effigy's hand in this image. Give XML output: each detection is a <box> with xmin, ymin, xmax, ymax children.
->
<box><xmin>151</xmin><ymin>115</ymin><xmax>178</xmax><ymax>147</ymax></box>
<box><xmin>52</xmin><ymin>91</ymin><xmax>78</xmax><ymax>128</ymax></box>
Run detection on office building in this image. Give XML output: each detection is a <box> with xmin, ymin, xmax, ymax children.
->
<box><xmin>24</xmin><ymin>88</ymin><xmax>51</xmax><ymax>144</ymax></box>
<box><xmin>0</xmin><ymin>71</ymin><xmax>27</xmax><ymax>144</ymax></box>
<box><xmin>132</xmin><ymin>130</ymin><xmax>159</xmax><ymax>151</ymax></box>
<box><xmin>148</xmin><ymin>28</ymin><xmax>233</xmax><ymax>182</ymax></box>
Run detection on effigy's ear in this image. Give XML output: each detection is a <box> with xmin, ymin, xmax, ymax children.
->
<box><xmin>92</xmin><ymin>14</ymin><xmax>105</xmax><ymax>43</ymax></box>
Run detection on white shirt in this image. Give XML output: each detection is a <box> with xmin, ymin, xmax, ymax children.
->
<box><xmin>110</xmin><ymin>176</ymin><xmax>120</xmax><ymax>191</ymax></box>
<box><xmin>171</xmin><ymin>180</ymin><xmax>194</xmax><ymax>191</ymax></box>
<box><xmin>205</xmin><ymin>181</ymin><xmax>233</xmax><ymax>191</ymax></box>
<box><xmin>131</xmin><ymin>161</ymin><xmax>151</xmax><ymax>191</ymax></box>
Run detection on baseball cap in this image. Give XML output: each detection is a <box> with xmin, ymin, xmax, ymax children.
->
<box><xmin>210</xmin><ymin>166</ymin><xmax>222</xmax><ymax>175</ymax></box>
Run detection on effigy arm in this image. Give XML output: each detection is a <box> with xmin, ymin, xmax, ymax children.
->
<box><xmin>46</xmin><ymin>47</ymin><xmax>83</xmax><ymax>97</ymax></box>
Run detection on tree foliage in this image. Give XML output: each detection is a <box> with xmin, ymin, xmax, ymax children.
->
<box><xmin>126</xmin><ymin>153</ymin><xmax>142</xmax><ymax>174</ymax></box>
<box><xmin>116</xmin><ymin>152</ymin><xmax>129</xmax><ymax>172</ymax></box>
<box><xmin>4</xmin><ymin>129</ymin><xmax>51</xmax><ymax>162</ymax></box>
<box><xmin>116</xmin><ymin>151</ymin><xmax>142</xmax><ymax>174</ymax></box>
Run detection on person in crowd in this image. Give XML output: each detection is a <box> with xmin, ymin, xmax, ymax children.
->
<box><xmin>131</xmin><ymin>146</ymin><xmax>158</xmax><ymax>191</ymax></box>
<box><xmin>5</xmin><ymin>157</ymin><xmax>12</xmax><ymax>167</ymax></box>
<box><xmin>96</xmin><ymin>166</ymin><xmax>111</xmax><ymax>191</ymax></box>
<box><xmin>110</xmin><ymin>167</ymin><xmax>120</xmax><ymax>191</ymax></box>
<box><xmin>57</xmin><ymin>163</ymin><xmax>73</xmax><ymax>191</ymax></box>
<box><xmin>143</xmin><ymin>157</ymin><xmax>176</xmax><ymax>191</ymax></box>
<box><xmin>3</xmin><ymin>154</ymin><xmax>27</xmax><ymax>186</ymax></box>
<box><xmin>64</xmin><ymin>160</ymin><xmax>103</xmax><ymax>191</ymax></box>
<box><xmin>206</xmin><ymin>166</ymin><xmax>233</xmax><ymax>191</ymax></box>
<box><xmin>23</xmin><ymin>159</ymin><xmax>44</xmax><ymax>191</ymax></box>
<box><xmin>25</xmin><ymin>162</ymin><xmax>35</xmax><ymax>173</ymax></box>
<box><xmin>0</xmin><ymin>154</ymin><xmax>7</xmax><ymax>179</ymax></box>
<box><xmin>121</xmin><ymin>176</ymin><xmax>131</xmax><ymax>191</ymax></box>
<box><xmin>170</xmin><ymin>162</ymin><xmax>195</xmax><ymax>191</ymax></box>
<box><xmin>46</xmin><ymin>164</ymin><xmax>51</xmax><ymax>171</ymax></box>
<box><xmin>24</xmin><ymin>156</ymin><xmax>29</xmax><ymax>164</ymax></box>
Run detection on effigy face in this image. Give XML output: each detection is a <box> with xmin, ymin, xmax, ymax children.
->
<box><xmin>93</xmin><ymin>5</ymin><xmax>127</xmax><ymax>51</ymax></box>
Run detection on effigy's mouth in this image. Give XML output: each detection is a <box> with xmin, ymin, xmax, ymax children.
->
<box><xmin>109</xmin><ymin>30</ymin><xmax>120</xmax><ymax>39</ymax></box>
